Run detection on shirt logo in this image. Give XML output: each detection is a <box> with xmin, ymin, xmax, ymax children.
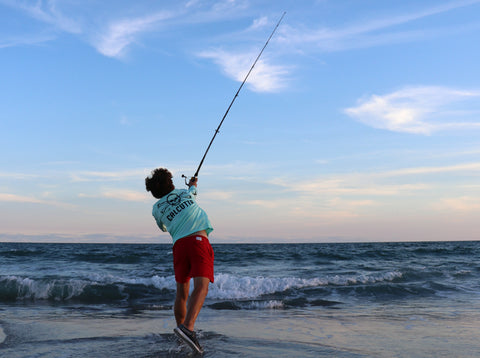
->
<box><xmin>155</xmin><ymin>190</ymin><xmax>195</xmax><ymax>221</ymax></box>
<box><xmin>156</xmin><ymin>191</ymin><xmax>192</xmax><ymax>215</ymax></box>
<box><xmin>166</xmin><ymin>193</ymin><xmax>181</xmax><ymax>206</ymax></box>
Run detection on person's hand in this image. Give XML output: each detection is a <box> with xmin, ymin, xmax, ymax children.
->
<box><xmin>188</xmin><ymin>176</ymin><xmax>198</xmax><ymax>187</ymax></box>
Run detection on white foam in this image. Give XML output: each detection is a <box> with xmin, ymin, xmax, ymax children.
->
<box><xmin>1</xmin><ymin>270</ymin><xmax>403</xmax><ymax>302</ymax></box>
<box><xmin>1</xmin><ymin>275</ymin><xmax>89</xmax><ymax>301</ymax></box>
<box><xmin>0</xmin><ymin>325</ymin><xmax>5</xmax><ymax>344</ymax></box>
<box><xmin>327</xmin><ymin>271</ymin><xmax>403</xmax><ymax>286</ymax></box>
<box><xmin>246</xmin><ymin>300</ymin><xmax>284</xmax><ymax>309</ymax></box>
<box><xmin>209</xmin><ymin>273</ymin><xmax>328</xmax><ymax>300</ymax></box>
<box><xmin>207</xmin><ymin>271</ymin><xmax>403</xmax><ymax>300</ymax></box>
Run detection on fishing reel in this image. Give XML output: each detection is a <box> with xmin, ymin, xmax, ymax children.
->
<box><xmin>181</xmin><ymin>175</ymin><xmax>197</xmax><ymax>186</ymax></box>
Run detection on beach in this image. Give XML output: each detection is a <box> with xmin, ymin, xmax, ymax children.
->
<box><xmin>1</xmin><ymin>241</ymin><xmax>479</xmax><ymax>357</ymax></box>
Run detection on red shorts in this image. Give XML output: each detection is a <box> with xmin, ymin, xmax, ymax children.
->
<box><xmin>173</xmin><ymin>235</ymin><xmax>214</xmax><ymax>284</ymax></box>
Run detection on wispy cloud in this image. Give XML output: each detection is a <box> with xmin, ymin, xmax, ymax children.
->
<box><xmin>273</xmin><ymin>177</ymin><xmax>429</xmax><ymax>198</ymax></box>
<box><xmin>0</xmin><ymin>193</ymin><xmax>44</xmax><ymax>204</ymax></box>
<box><xmin>103</xmin><ymin>189</ymin><xmax>149</xmax><ymax>202</ymax></box>
<box><xmin>197</xmin><ymin>49</ymin><xmax>290</xmax><ymax>92</ymax></box>
<box><xmin>70</xmin><ymin>169</ymin><xmax>147</xmax><ymax>182</ymax></box>
<box><xmin>434</xmin><ymin>196</ymin><xmax>480</xmax><ymax>212</ymax></box>
<box><xmin>249</xmin><ymin>16</ymin><xmax>270</xmax><ymax>31</ymax></box>
<box><xmin>1</xmin><ymin>1</ymin><xmax>176</xmax><ymax>58</ymax></box>
<box><xmin>376</xmin><ymin>162</ymin><xmax>480</xmax><ymax>177</ymax></box>
<box><xmin>1</xmin><ymin>0</ymin><xmax>81</xmax><ymax>33</ymax></box>
<box><xmin>0</xmin><ymin>193</ymin><xmax>74</xmax><ymax>208</ymax></box>
<box><xmin>0</xmin><ymin>171</ymin><xmax>40</xmax><ymax>179</ymax></box>
<box><xmin>94</xmin><ymin>11</ymin><xmax>173</xmax><ymax>58</ymax></box>
<box><xmin>344</xmin><ymin>86</ymin><xmax>480</xmax><ymax>134</ymax></box>
<box><xmin>274</xmin><ymin>161</ymin><xmax>480</xmax><ymax>194</ymax></box>
<box><xmin>0</xmin><ymin>0</ymin><xmax>81</xmax><ymax>49</ymax></box>
<box><xmin>281</xmin><ymin>0</ymin><xmax>480</xmax><ymax>52</ymax></box>
<box><xmin>1</xmin><ymin>1</ymin><xmax>288</xmax><ymax>88</ymax></box>
<box><xmin>0</xmin><ymin>33</ymin><xmax>54</xmax><ymax>48</ymax></box>
<box><xmin>250</xmin><ymin>161</ymin><xmax>480</xmax><ymax>218</ymax></box>
<box><xmin>79</xmin><ymin>189</ymin><xmax>149</xmax><ymax>202</ymax></box>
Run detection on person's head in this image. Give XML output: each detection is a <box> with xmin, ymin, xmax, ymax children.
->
<box><xmin>145</xmin><ymin>168</ymin><xmax>175</xmax><ymax>199</ymax></box>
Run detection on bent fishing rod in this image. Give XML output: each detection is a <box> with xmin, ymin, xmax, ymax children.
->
<box><xmin>183</xmin><ymin>12</ymin><xmax>286</xmax><ymax>185</ymax></box>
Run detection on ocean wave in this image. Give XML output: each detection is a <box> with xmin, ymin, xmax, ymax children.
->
<box><xmin>208</xmin><ymin>300</ymin><xmax>285</xmax><ymax>310</ymax></box>
<box><xmin>208</xmin><ymin>271</ymin><xmax>403</xmax><ymax>300</ymax></box>
<box><xmin>0</xmin><ymin>324</ymin><xmax>5</xmax><ymax>345</ymax></box>
<box><xmin>327</xmin><ymin>271</ymin><xmax>403</xmax><ymax>286</ymax></box>
<box><xmin>0</xmin><ymin>276</ymin><xmax>117</xmax><ymax>302</ymax></box>
<box><xmin>0</xmin><ymin>247</ymin><xmax>47</xmax><ymax>258</ymax></box>
<box><xmin>0</xmin><ymin>270</ymin><xmax>404</xmax><ymax>304</ymax></box>
<box><xmin>0</xmin><ymin>275</ymin><xmax>175</xmax><ymax>303</ymax></box>
<box><xmin>209</xmin><ymin>273</ymin><xmax>327</xmax><ymax>300</ymax></box>
<box><xmin>0</xmin><ymin>243</ymin><xmax>167</xmax><ymax>265</ymax></box>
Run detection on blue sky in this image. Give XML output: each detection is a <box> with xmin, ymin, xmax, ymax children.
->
<box><xmin>1</xmin><ymin>0</ymin><xmax>480</xmax><ymax>243</ymax></box>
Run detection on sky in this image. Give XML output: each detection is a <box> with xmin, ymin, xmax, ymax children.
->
<box><xmin>1</xmin><ymin>0</ymin><xmax>480</xmax><ymax>243</ymax></box>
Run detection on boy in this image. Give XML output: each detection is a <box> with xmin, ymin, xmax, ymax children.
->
<box><xmin>145</xmin><ymin>168</ymin><xmax>214</xmax><ymax>354</ymax></box>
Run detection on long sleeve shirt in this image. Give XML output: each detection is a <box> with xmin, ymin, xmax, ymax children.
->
<box><xmin>152</xmin><ymin>185</ymin><xmax>213</xmax><ymax>244</ymax></box>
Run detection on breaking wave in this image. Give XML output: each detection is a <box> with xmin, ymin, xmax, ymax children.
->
<box><xmin>0</xmin><ymin>270</ymin><xmax>404</xmax><ymax>306</ymax></box>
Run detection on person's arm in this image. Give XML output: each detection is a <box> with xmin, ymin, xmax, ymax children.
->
<box><xmin>187</xmin><ymin>177</ymin><xmax>198</xmax><ymax>196</ymax></box>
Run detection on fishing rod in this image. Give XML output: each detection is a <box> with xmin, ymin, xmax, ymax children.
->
<box><xmin>183</xmin><ymin>11</ymin><xmax>286</xmax><ymax>185</ymax></box>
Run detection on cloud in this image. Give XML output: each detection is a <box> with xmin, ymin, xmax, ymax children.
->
<box><xmin>101</xmin><ymin>189</ymin><xmax>149</xmax><ymax>202</ymax></box>
<box><xmin>0</xmin><ymin>193</ymin><xmax>44</xmax><ymax>204</ymax></box>
<box><xmin>1</xmin><ymin>1</ymin><xmax>175</xmax><ymax>58</ymax></box>
<box><xmin>70</xmin><ymin>169</ymin><xmax>147</xmax><ymax>182</ymax></box>
<box><xmin>94</xmin><ymin>11</ymin><xmax>173</xmax><ymax>58</ymax></box>
<box><xmin>1</xmin><ymin>0</ymin><xmax>81</xmax><ymax>34</ymax></box>
<box><xmin>1</xmin><ymin>1</ymin><xmax>290</xmax><ymax>87</ymax></box>
<box><xmin>223</xmin><ymin>161</ymin><xmax>480</xmax><ymax>222</ymax></box>
<box><xmin>197</xmin><ymin>49</ymin><xmax>290</xmax><ymax>92</ymax></box>
<box><xmin>266</xmin><ymin>162</ymin><xmax>480</xmax><ymax>205</ymax></box>
<box><xmin>202</xmin><ymin>190</ymin><xmax>234</xmax><ymax>201</ymax></box>
<box><xmin>344</xmin><ymin>86</ymin><xmax>480</xmax><ymax>134</ymax></box>
<box><xmin>0</xmin><ymin>33</ymin><xmax>55</xmax><ymax>48</ymax></box>
<box><xmin>78</xmin><ymin>188</ymin><xmax>149</xmax><ymax>202</ymax></box>
<box><xmin>377</xmin><ymin>162</ymin><xmax>480</xmax><ymax>177</ymax></box>
<box><xmin>249</xmin><ymin>16</ymin><xmax>269</xmax><ymax>31</ymax></box>
<box><xmin>0</xmin><ymin>193</ymin><xmax>75</xmax><ymax>209</ymax></box>
<box><xmin>0</xmin><ymin>171</ymin><xmax>40</xmax><ymax>179</ymax></box>
<box><xmin>434</xmin><ymin>196</ymin><xmax>480</xmax><ymax>212</ymax></box>
<box><xmin>275</xmin><ymin>178</ymin><xmax>429</xmax><ymax>198</ymax></box>
<box><xmin>281</xmin><ymin>0</ymin><xmax>480</xmax><ymax>52</ymax></box>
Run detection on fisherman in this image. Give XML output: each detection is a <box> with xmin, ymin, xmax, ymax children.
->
<box><xmin>145</xmin><ymin>168</ymin><xmax>213</xmax><ymax>354</ymax></box>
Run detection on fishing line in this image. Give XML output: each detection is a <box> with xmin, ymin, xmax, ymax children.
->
<box><xmin>183</xmin><ymin>11</ymin><xmax>286</xmax><ymax>184</ymax></box>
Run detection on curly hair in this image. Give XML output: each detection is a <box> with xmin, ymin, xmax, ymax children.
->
<box><xmin>145</xmin><ymin>168</ymin><xmax>175</xmax><ymax>199</ymax></box>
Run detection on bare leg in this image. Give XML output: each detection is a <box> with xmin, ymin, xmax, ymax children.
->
<box><xmin>183</xmin><ymin>277</ymin><xmax>210</xmax><ymax>331</ymax></box>
<box><xmin>174</xmin><ymin>280</ymin><xmax>190</xmax><ymax>327</ymax></box>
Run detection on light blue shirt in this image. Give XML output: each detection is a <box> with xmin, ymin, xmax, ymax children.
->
<box><xmin>152</xmin><ymin>186</ymin><xmax>213</xmax><ymax>244</ymax></box>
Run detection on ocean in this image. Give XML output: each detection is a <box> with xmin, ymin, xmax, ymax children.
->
<box><xmin>0</xmin><ymin>241</ymin><xmax>479</xmax><ymax>357</ymax></box>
